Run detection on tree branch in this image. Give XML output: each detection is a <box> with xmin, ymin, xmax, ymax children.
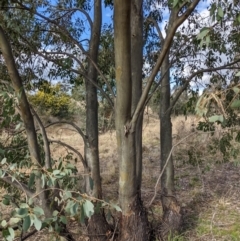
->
<box><xmin>169</xmin><ymin>59</ymin><xmax>240</xmax><ymax>112</ymax></box>
<box><xmin>147</xmin><ymin>17</ymin><xmax>164</xmax><ymax>42</ymax></box>
<box><xmin>44</xmin><ymin>121</ymin><xmax>87</xmax><ymax>144</ymax></box>
<box><xmin>1</xmin><ymin>176</ymin><xmax>34</xmax><ymax>198</ymax></box>
<box><xmin>130</xmin><ymin>0</ymin><xmax>200</xmax><ymax>130</ymax></box>
<box><xmin>49</xmin><ymin>139</ymin><xmax>87</xmax><ymax>169</ymax></box>
<box><xmin>31</xmin><ymin>107</ymin><xmax>52</xmax><ymax>169</ymax></box>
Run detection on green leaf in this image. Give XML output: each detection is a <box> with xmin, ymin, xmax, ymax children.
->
<box><xmin>53</xmin><ymin>210</ymin><xmax>59</xmax><ymax>217</ymax></box>
<box><xmin>111</xmin><ymin>203</ymin><xmax>122</xmax><ymax>212</ymax></box>
<box><xmin>233</xmin><ymin>87</ymin><xmax>240</xmax><ymax>94</ymax></box>
<box><xmin>1</xmin><ymin>157</ymin><xmax>7</xmax><ymax>164</ymax></box>
<box><xmin>33</xmin><ymin>206</ymin><xmax>44</xmax><ymax>216</ymax></box>
<box><xmin>236</xmin><ymin>71</ymin><xmax>240</xmax><ymax>77</ymax></box>
<box><xmin>22</xmin><ymin>215</ymin><xmax>31</xmax><ymax>231</ymax></box>
<box><xmin>209</xmin><ymin>115</ymin><xmax>224</xmax><ymax>123</ymax></box>
<box><xmin>63</xmin><ymin>191</ymin><xmax>72</xmax><ymax>200</ymax></box>
<box><xmin>34</xmin><ymin>216</ymin><xmax>42</xmax><ymax>231</ymax></box>
<box><xmin>173</xmin><ymin>0</ymin><xmax>179</xmax><ymax>8</ymax></box>
<box><xmin>28</xmin><ymin>198</ymin><xmax>33</xmax><ymax>205</ymax></box>
<box><xmin>41</xmin><ymin>174</ymin><xmax>45</xmax><ymax>188</ymax></box>
<box><xmin>89</xmin><ymin>177</ymin><xmax>94</xmax><ymax>190</ymax></box>
<box><xmin>9</xmin><ymin>218</ymin><xmax>21</xmax><ymax>225</ymax></box>
<box><xmin>70</xmin><ymin>202</ymin><xmax>79</xmax><ymax>215</ymax></box>
<box><xmin>79</xmin><ymin>205</ymin><xmax>85</xmax><ymax>224</ymax></box>
<box><xmin>1</xmin><ymin>220</ymin><xmax>7</xmax><ymax>228</ymax></box>
<box><xmin>197</xmin><ymin>28</ymin><xmax>209</xmax><ymax>40</ymax></box>
<box><xmin>230</xmin><ymin>100</ymin><xmax>240</xmax><ymax>109</ymax></box>
<box><xmin>15</xmin><ymin>123</ymin><xmax>21</xmax><ymax>130</ymax></box>
<box><xmin>217</xmin><ymin>7</ymin><xmax>224</xmax><ymax>18</ymax></box>
<box><xmin>53</xmin><ymin>170</ymin><xmax>61</xmax><ymax>175</ymax></box>
<box><xmin>60</xmin><ymin>216</ymin><xmax>67</xmax><ymax>225</ymax></box>
<box><xmin>8</xmin><ymin>227</ymin><xmax>14</xmax><ymax>239</ymax></box>
<box><xmin>17</xmin><ymin>208</ymin><xmax>28</xmax><ymax>218</ymax></box>
<box><xmin>28</xmin><ymin>173</ymin><xmax>35</xmax><ymax>188</ymax></box>
<box><xmin>2</xmin><ymin>198</ymin><xmax>10</xmax><ymax>206</ymax></box>
<box><xmin>83</xmin><ymin>200</ymin><xmax>94</xmax><ymax>218</ymax></box>
<box><xmin>235</xmin><ymin>131</ymin><xmax>240</xmax><ymax>143</ymax></box>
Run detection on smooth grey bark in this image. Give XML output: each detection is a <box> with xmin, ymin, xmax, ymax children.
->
<box><xmin>131</xmin><ymin>0</ymin><xmax>144</xmax><ymax>191</ymax></box>
<box><xmin>0</xmin><ymin>25</ymin><xmax>51</xmax><ymax>218</ymax></box>
<box><xmin>84</xmin><ymin>0</ymin><xmax>102</xmax><ymax>199</ymax></box>
<box><xmin>84</xmin><ymin>1</ymin><xmax>110</xmax><ymax>240</ymax></box>
<box><xmin>160</xmin><ymin>54</ymin><xmax>182</xmax><ymax>239</ymax></box>
<box><xmin>160</xmin><ymin>53</ymin><xmax>174</xmax><ymax>197</ymax></box>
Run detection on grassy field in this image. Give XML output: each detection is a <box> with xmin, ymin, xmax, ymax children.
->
<box><xmin>1</xmin><ymin>112</ymin><xmax>240</xmax><ymax>240</ymax></box>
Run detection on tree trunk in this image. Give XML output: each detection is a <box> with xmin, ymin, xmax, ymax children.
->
<box><xmin>0</xmin><ymin>25</ymin><xmax>52</xmax><ymax>218</ymax></box>
<box><xmin>131</xmin><ymin>0</ymin><xmax>144</xmax><ymax>191</ymax></box>
<box><xmin>159</xmin><ymin>53</ymin><xmax>182</xmax><ymax>240</ymax></box>
<box><xmin>114</xmin><ymin>1</ymin><xmax>149</xmax><ymax>240</ymax></box>
<box><xmin>84</xmin><ymin>0</ymin><xmax>110</xmax><ymax>239</ymax></box>
<box><xmin>0</xmin><ymin>24</ymin><xmax>76</xmax><ymax>241</ymax></box>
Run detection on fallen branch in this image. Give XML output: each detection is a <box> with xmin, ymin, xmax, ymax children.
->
<box><xmin>147</xmin><ymin>132</ymin><xmax>196</xmax><ymax>207</ymax></box>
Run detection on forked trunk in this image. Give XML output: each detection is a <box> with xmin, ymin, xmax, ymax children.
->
<box><xmin>114</xmin><ymin>1</ymin><xmax>149</xmax><ymax>240</ymax></box>
<box><xmin>159</xmin><ymin>54</ymin><xmax>182</xmax><ymax>240</ymax></box>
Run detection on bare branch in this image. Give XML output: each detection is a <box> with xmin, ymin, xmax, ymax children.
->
<box><xmin>1</xmin><ymin>176</ymin><xmax>34</xmax><ymax>198</ymax></box>
<box><xmin>130</xmin><ymin>0</ymin><xmax>200</xmax><ymax>130</ymax></box>
<box><xmin>14</xmin><ymin>2</ymin><xmax>115</xmax><ymax>104</ymax></box>
<box><xmin>49</xmin><ymin>139</ymin><xmax>87</xmax><ymax>169</ymax></box>
<box><xmin>147</xmin><ymin>17</ymin><xmax>164</xmax><ymax>42</ymax></box>
<box><xmin>147</xmin><ymin>132</ymin><xmax>196</xmax><ymax>207</ymax></box>
<box><xmin>31</xmin><ymin>107</ymin><xmax>52</xmax><ymax>169</ymax></box>
<box><xmin>169</xmin><ymin>59</ymin><xmax>240</xmax><ymax>112</ymax></box>
<box><xmin>44</xmin><ymin>121</ymin><xmax>87</xmax><ymax>144</ymax></box>
<box><xmin>53</xmin><ymin>7</ymin><xmax>93</xmax><ymax>30</ymax></box>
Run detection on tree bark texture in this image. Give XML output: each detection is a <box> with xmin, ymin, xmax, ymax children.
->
<box><xmin>84</xmin><ymin>1</ymin><xmax>111</xmax><ymax>240</ymax></box>
<box><xmin>159</xmin><ymin>53</ymin><xmax>182</xmax><ymax>240</ymax></box>
<box><xmin>0</xmin><ymin>24</ymin><xmax>75</xmax><ymax>241</ymax></box>
<box><xmin>84</xmin><ymin>0</ymin><xmax>102</xmax><ymax>199</ymax></box>
<box><xmin>114</xmin><ymin>1</ymin><xmax>149</xmax><ymax>240</ymax></box>
<box><xmin>0</xmin><ymin>25</ymin><xmax>52</xmax><ymax>218</ymax></box>
<box><xmin>131</xmin><ymin>0</ymin><xmax>144</xmax><ymax>191</ymax></box>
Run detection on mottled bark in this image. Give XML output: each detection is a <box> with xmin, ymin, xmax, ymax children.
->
<box><xmin>114</xmin><ymin>1</ymin><xmax>149</xmax><ymax>240</ymax></box>
<box><xmin>159</xmin><ymin>53</ymin><xmax>181</xmax><ymax>240</ymax></box>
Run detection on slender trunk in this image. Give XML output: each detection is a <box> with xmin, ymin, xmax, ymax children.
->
<box><xmin>84</xmin><ymin>1</ymin><xmax>110</xmax><ymax>239</ymax></box>
<box><xmin>0</xmin><ymin>25</ymin><xmax>52</xmax><ymax>218</ymax></box>
<box><xmin>0</xmin><ymin>24</ymin><xmax>76</xmax><ymax>241</ymax></box>
<box><xmin>131</xmin><ymin>0</ymin><xmax>143</xmax><ymax>191</ymax></box>
<box><xmin>114</xmin><ymin>1</ymin><xmax>149</xmax><ymax>240</ymax></box>
<box><xmin>159</xmin><ymin>54</ymin><xmax>182</xmax><ymax>239</ymax></box>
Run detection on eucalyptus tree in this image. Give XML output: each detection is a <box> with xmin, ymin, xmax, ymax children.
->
<box><xmin>143</xmin><ymin>1</ymin><xmax>240</xmax><ymax>237</ymax></box>
<box><xmin>114</xmin><ymin>0</ymin><xmax>201</xmax><ymax>240</ymax></box>
<box><xmin>0</xmin><ymin>0</ymin><xmax>112</xmax><ymax>240</ymax></box>
<box><xmin>1</xmin><ymin>1</ymin><xmax>240</xmax><ymax>241</ymax></box>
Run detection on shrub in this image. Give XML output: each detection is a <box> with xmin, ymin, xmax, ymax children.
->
<box><xmin>29</xmin><ymin>83</ymin><xmax>72</xmax><ymax>118</ymax></box>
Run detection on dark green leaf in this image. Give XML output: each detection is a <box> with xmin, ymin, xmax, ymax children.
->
<box><xmin>230</xmin><ymin>100</ymin><xmax>240</xmax><ymax>109</ymax></box>
<box><xmin>34</xmin><ymin>216</ymin><xmax>42</xmax><ymax>231</ymax></box>
<box><xmin>60</xmin><ymin>216</ymin><xmax>67</xmax><ymax>225</ymax></box>
<box><xmin>28</xmin><ymin>173</ymin><xmax>35</xmax><ymax>188</ymax></box>
<box><xmin>22</xmin><ymin>215</ymin><xmax>31</xmax><ymax>232</ymax></box>
<box><xmin>17</xmin><ymin>208</ymin><xmax>28</xmax><ymax>218</ymax></box>
<box><xmin>83</xmin><ymin>200</ymin><xmax>94</xmax><ymax>218</ymax></box>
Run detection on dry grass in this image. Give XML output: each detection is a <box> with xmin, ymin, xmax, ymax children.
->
<box><xmin>1</xmin><ymin>112</ymin><xmax>240</xmax><ymax>240</ymax></box>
